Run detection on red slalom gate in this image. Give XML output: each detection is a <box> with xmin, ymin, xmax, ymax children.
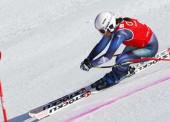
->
<box><xmin>0</xmin><ymin>52</ymin><xmax>8</xmax><ymax>122</ymax></box>
<box><xmin>0</xmin><ymin>81</ymin><xmax>8</xmax><ymax>122</ymax></box>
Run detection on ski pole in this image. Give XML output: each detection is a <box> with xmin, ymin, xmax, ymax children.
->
<box><xmin>92</xmin><ymin>61</ymin><xmax>133</xmax><ymax>69</ymax></box>
<box><xmin>92</xmin><ymin>57</ymin><xmax>170</xmax><ymax>69</ymax></box>
<box><xmin>130</xmin><ymin>57</ymin><xmax>170</xmax><ymax>63</ymax></box>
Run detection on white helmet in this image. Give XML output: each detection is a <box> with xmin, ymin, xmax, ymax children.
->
<box><xmin>94</xmin><ymin>12</ymin><xmax>116</xmax><ymax>34</ymax></box>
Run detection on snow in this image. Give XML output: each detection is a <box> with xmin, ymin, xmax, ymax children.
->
<box><xmin>0</xmin><ymin>0</ymin><xmax>170</xmax><ymax>122</ymax></box>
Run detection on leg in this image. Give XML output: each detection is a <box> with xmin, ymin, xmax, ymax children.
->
<box><xmin>92</xmin><ymin>33</ymin><xmax>158</xmax><ymax>91</ymax></box>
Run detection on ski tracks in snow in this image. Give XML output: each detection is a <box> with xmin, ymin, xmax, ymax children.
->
<box><xmin>65</xmin><ymin>75</ymin><xmax>170</xmax><ymax>122</ymax></box>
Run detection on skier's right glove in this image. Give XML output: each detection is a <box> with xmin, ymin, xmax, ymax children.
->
<box><xmin>80</xmin><ymin>58</ymin><xmax>93</xmax><ymax>71</ymax></box>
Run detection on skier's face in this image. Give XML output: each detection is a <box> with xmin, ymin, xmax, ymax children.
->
<box><xmin>105</xmin><ymin>30</ymin><xmax>112</xmax><ymax>37</ymax></box>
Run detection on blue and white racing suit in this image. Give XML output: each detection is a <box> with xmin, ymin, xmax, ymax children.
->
<box><xmin>87</xmin><ymin>29</ymin><xmax>158</xmax><ymax>85</ymax></box>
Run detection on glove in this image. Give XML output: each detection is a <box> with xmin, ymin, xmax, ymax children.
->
<box><xmin>80</xmin><ymin>58</ymin><xmax>93</xmax><ymax>71</ymax></box>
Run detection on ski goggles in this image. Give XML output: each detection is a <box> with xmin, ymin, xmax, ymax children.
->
<box><xmin>99</xmin><ymin>24</ymin><xmax>114</xmax><ymax>34</ymax></box>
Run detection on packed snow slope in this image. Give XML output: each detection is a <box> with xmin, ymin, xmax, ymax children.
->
<box><xmin>0</xmin><ymin>0</ymin><xmax>170</xmax><ymax>122</ymax></box>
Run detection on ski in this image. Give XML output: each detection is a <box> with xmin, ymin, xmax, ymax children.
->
<box><xmin>29</xmin><ymin>48</ymin><xmax>170</xmax><ymax>120</ymax></box>
<box><xmin>34</xmin><ymin>88</ymin><xmax>93</xmax><ymax>120</ymax></box>
<box><xmin>126</xmin><ymin>48</ymin><xmax>170</xmax><ymax>77</ymax></box>
<box><xmin>29</xmin><ymin>87</ymin><xmax>92</xmax><ymax>119</ymax></box>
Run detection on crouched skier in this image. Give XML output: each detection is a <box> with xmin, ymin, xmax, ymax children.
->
<box><xmin>80</xmin><ymin>12</ymin><xmax>158</xmax><ymax>91</ymax></box>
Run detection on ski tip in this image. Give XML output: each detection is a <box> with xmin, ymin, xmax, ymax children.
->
<box><xmin>29</xmin><ymin>112</ymin><xmax>35</xmax><ymax>117</ymax></box>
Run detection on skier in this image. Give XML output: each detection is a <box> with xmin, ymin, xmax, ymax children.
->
<box><xmin>80</xmin><ymin>11</ymin><xmax>158</xmax><ymax>91</ymax></box>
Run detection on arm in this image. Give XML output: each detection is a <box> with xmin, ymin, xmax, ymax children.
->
<box><xmin>87</xmin><ymin>35</ymin><xmax>111</xmax><ymax>60</ymax></box>
<box><xmin>91</xmin><ymin>30</ymin><xmax>132</xmax><ymax>66</ymax></box>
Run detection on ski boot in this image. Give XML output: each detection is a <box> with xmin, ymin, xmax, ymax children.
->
<box><xmin>126</xmin><ymin>65</ymin><xmax>136</xmax><ymax>76</ymax></box>
<box><xmin>91</xmin><ymin>79</ymin><xmax>110</xmax><ymax>91</ymax></box>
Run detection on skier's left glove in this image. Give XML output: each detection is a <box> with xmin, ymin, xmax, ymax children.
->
<box><xmin>80</xmin><ymin>58</ymin><xmax>93</xmax><ymax>71</ymax></box>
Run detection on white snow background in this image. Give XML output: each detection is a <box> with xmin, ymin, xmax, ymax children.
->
<box><xmin>0</xmin><ymin>0</ymin><xmax>170</xmax><ymax>122</ymax></box>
